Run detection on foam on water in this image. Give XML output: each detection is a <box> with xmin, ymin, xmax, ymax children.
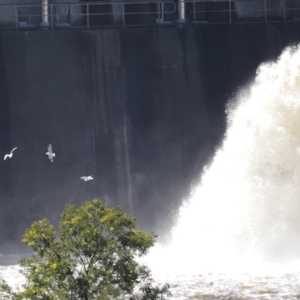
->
<box><xmin>146</xmin><ymin>45</ymin><xmax>300</xmax><ymax>276</ymax></box>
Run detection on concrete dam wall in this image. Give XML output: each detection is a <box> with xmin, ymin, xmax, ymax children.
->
<box><xmin>1</xmin><ymin>25</ymin><xmax>300</xmax><ymax>253</ymax></box>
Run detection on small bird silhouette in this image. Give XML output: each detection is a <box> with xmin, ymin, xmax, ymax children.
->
<box><xmin>46</xmin><ymin>144</ymin><xmax>55</xmax><ymax>162</ymax></box>
<box><xmin>4</xmin><ymin>147</ymin><xmax>17</xmax><ymax>160</ymax></box>
<box><xmin>80</xmin><ymin>176</ymin><xmax>93</xmax><ymax>181</ymax></box>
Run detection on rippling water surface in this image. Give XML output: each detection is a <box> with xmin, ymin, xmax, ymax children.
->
<box><xmin>158</xmin><ymin>273</ymin><xmax>300</xmax><ymax>300</ymax></box>
<box><xmin>1</xmin><ymin>265</ymin><xmax>300</xmax><ymax>299</ymax></box>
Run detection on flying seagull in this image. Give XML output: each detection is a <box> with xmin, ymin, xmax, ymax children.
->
<box><xmin>81</xmin><ymin>176</ymin><xmax>93</xmax><ymax>181</ymax></box>
<box><xmin>4</xmin><ymin>147</ymin><xmax>17</xmax><ymax>160</ymax></box>
<box><xmin>46</xmin><ymin>144</ymin><xmax>55</xmax><ymax>162</ymax></box>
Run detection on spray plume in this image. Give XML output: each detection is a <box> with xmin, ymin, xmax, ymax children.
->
<box><xmin>147</xmin><ymin>45</ymin><xmax>300</xmax><ymax>275</ymax></box>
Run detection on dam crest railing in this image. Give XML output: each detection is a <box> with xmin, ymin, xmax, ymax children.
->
<box><xmin>1</xmin><ymin>0</ymin><xmax>300</xmax><ymax>30</ymax></box>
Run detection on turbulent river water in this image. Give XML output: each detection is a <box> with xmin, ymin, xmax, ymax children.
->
<box><xmin>2</xmin><ymin>45</ymin><xmax>300</xmax><ymax>299</ymax></box>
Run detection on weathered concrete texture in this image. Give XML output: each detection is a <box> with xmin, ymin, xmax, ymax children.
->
<box><xmin>0</xmin><ymin>25</ymin><xmax>300</xmax><ymax>253</ymax></box>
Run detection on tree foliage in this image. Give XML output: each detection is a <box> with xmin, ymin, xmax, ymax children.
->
<box><xmin>0</xmin><ymin>199</ymin><xmax>170</xmax><ymax>300</ymax></box>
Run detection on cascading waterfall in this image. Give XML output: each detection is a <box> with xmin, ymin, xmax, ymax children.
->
<box><xmin>147</xmin><ymin>44</ymin><xmax>300</xmax><ymax>276</ymax></box>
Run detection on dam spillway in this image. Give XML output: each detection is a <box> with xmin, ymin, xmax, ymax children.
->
<box><xmin>1</xmin><ymin>24</ymin><xmax>300</xmax><ymax>253</ymax></box>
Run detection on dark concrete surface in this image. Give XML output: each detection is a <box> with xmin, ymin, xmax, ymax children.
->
<box><xmin>0</xmin><ymin>25</ymin><xmax>300</xmax><ymax>254</ymax></box>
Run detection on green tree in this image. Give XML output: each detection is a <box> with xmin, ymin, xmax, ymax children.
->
<box><xmin>1</xmin><ymin>199</ymin><xmax>170</xmax><ymax>300</ymax></box>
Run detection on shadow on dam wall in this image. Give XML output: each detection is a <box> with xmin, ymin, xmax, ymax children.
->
<box><xmin>0</xmin><ymin>25</ymin><xmax>300</xmax><ymax>254</ymax></box>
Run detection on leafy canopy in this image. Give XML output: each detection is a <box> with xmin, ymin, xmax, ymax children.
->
<box><xmin>1</xmin><ymin>199</ymin><xmax>170</xmax><ymax>300</ymax></box>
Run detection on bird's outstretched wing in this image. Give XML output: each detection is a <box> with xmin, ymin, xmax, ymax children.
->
<box><xmin>4</xmin><ymin>155</ymin><xmax>9</xmax><ymax>160</ymax></box>
<box><xmin>81</xmin><ymin>176</ymin><xmax>93</xmax><ymax>181</ymax></box>
<box><xmin>10</xmin><ymin>147</ymin><xmax>17</xmax><ymax>153</ymax></box>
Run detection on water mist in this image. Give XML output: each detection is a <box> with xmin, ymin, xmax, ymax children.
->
<box><xmin>147</xmin><ymin>45</ymin><xmax>300</xmax><ymax>276</ymax></box>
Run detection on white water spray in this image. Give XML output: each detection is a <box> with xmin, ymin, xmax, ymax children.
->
<box><xmin>148</xmin><ymin>45</ymin><xmax>300</xmax><ymax>276</ymax></box>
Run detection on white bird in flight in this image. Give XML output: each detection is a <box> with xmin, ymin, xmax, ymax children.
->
<box><xmin>4</xmin><ymin>147</ymin><xmax>17</xmax><ymax>160</ymax></box>
<box><xmin>46</xmin><ymin>144</ymin><xmax>55</xmax><ymax>162</ymax></box>
<box><xmin>81</xmin><ymin>176</ymin><xmax>93</xmax><ymax>181</ymax></box>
